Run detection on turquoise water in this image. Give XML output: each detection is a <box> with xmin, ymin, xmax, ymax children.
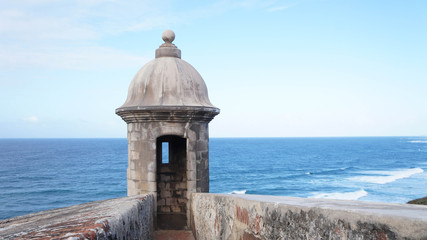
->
<box><xmin>1</xmin><ymin>137</ymin><xmax>426</xmax><ymax>220</ymax></box>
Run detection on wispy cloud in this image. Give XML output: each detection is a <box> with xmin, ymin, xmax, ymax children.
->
<box><xmin>23</xmin><ymin>115</ymin><xmax>39</xmax><ymax>123</ymax></box>
<box><xmin>0</xmin><ymin>9</ymin><xmax>98</xmax><ymax>41</ymax></box>
<box><xmin>0</xmin><ymin>44</ymin><xmax>149</xmax><ymax>71</ymax></box>
<box><xmin>0</xmin><ymin>1</ymin><xmax>172</xmax><ymax>71</ymax></box>
<box><xmin>0</xmin><ymin>0</ymin><xmax>295</xmax><ymax>71</ymax></box>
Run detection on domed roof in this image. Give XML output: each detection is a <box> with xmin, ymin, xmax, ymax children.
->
<box><xmin>116</xmin><ymin>30</ymin><xmax>218</xmax><ymax>114</ymax></box>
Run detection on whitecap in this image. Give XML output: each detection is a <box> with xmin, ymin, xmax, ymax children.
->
<box><xmin>408</xmin><ymin>140</ymin><xmax>427</xmax><ymax>143</ymax></box>
<box><xmin>230</xmin><ymin>190</ymin><xmax>246</xmax><ymax>194</ymax></box>
<box><xmin>349</xmin><ymin>168</ymin><xmax>424</xmax><ymax>184</ymax></box>
<box><xmin>311</xmin><ymin>189</ymin><xmax>368</xmax><ymax>200</ymax></box>
<box><xmin>305</xmin><ymin>172</ymin><xmax>311</xmax><ymax>175</ymax></box>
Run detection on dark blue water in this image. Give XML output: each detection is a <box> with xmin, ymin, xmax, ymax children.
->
<box><xmin>1</xmin><ymin>137</ymin><xmax>426</xmax><ymax>220</ymax></box>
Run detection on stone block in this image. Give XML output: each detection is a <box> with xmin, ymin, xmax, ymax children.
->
<box><xmin>140</xmin><ymin>182</ymin><xmax>156</xmax><ymax>192</ymax></box>
<box><xmin>127</xmin><ymin>180</ymin><xmax>139</xmax><ymax>196</ymax></box>
<box><xmin>127</xmin><ymin>168</ymin><xmax>132</xmax><ymax>179</ymax></box>
<box><xmin>148</xmin><ymin>126</ymin><xmax>161</xmax><ymax>139</ymax></box>
<box><xmin>196</xmin><ymin>140</ymin><xmax>208</xmax><ymax>151</ymax></box>
<box><xmin>171</xmin><ymin>205</ymin><xmax>181</xmax><ymax>213</ymax></box>
<box><xmin>187</xmin><ymin>170</ymin><xmax>196</xmax><ymax>181</ymax></box>
<box><xmin>187</xmin><ymin>140</ymin><xmax>196</xmax><ymax>151</ymax></box>
<box><xmin>141</xmin><ymin>159</ymin><xmax>155</xmax><ymax>172</ymax></box>
<box><xmin>157</xmin><ymin>198</ymin><xmax>165</xmax><ymax>206</ymax></box>
<box><xmin>146</xmin><ymin>172</ymin><xmax>156</xmax><ymax>182</ymax></box>
<box><xmin>186</xmin><ymin>127</ymin><xmax>196</xmax><ymax>139</ymax></box>
<box><xmin>159</xmin><ymin>124</ymin><xmax>185</xmax><ymax>137</ymax></box>
<box><xmin>128</xmin><ymin>141</ymin><xmax>135</xmax><ymax>151</ymax></box>
<box><xmin>161</xmin><ymin>175</ymin><xmax>170</xmax><ymax>182</ymax></box>
<box><xmin>188</xmin><ymin>181</ymin><xmax>196</xmax><ymax>192</ymax></box>
<box><xmin>187</xmin><ymin>152</ymin><xmax>196</xmax><ymax>167</ymax></box>
<box><xmin>160</xmin><ymin>190</ymin><xmax>172</xmax><ymax>198</ymax></box>
<box><xmin>130</xmin><ymin>132</ymin><xmax>142</xmax><ymax>141</ymax></box>
<box><xmin>177</xmin><ymin>182</ymin><xmax>186</xmax><ymax>189</ymax></box>
<box><xmin>129</xmin><ymin>160</ymin><xmax>136</xmax><ymax>170</ymax></box>
<box><xmin>160</xmin><ymin>206</ymin><xmax>171</xmax><ymax>213</ymax></box>
<box><xmin>131</xmin><ymin>169</ymin><xmax>156</xmax><ymax>182</ymax></box>
<box><xmin>201</xmin><ymin>151</ymin><xmax>209</xmax><ymax>161</ymax></box>
<box><xmin>130</xmin><ymin>151</ymin><xmax>140</xmax><ymax>160</ymax></box>
<box><xmin>189</xmin><ymin>124</ymin><xmax>200</xmax><ymax>136</ymax></box>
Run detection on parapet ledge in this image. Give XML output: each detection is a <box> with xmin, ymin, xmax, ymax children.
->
<box><xmin>0</xmin><ymin>194</ymin><xmax>155</xmax><ymax>240</ymax></box>
<box><xmin>191</xmin><ymin>193</ymin><xmax>427</xmax><ymax>240</ymax></box>
<box><xmin>231</xmin><ymin>193</ymin><xmax>427</xmax><ymax>221</ymax></box>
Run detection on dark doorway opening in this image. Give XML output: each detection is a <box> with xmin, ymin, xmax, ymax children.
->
<box><xmin>156</xmin><ymin>135</ymin><xmax>187</xmax><ymax>230</ymax></box>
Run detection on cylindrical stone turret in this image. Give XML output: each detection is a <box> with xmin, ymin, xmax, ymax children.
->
<box><xmin>116</xmin><ymin>30</ymin><xmax>219</xmax><ymax>230</ymax></box>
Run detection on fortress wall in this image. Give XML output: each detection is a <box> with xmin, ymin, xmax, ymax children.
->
<box><xmin>3</xmin><ymin>193</ymin><xmax>427</xmax><ymax>239</ymax></box>
<box><xmin>191</xmin><ymin>193</ymin><xmax>427</xmax><ymax>240</ymax></box>
<box><xmin>0</xmin><ymin>194</ymin><xmax>154</xmax><ymax>240</ymax></box>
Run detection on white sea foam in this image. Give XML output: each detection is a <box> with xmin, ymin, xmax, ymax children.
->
<box><xmin>408</xmin><ymin>140</ymin><xmax>427</xmax><ymax>143</ymax></box>
<box><xmin>349</xmin><ymin>168</ymin><xmax>424</xmax><ymax>184</ymax></box>
<box><xmin>230</xmin><ymin>190</ymin><xmax>246</xmax><ymax>194</ymax></box>
<box><xmin>311</xmin><ymin>189</ymin><xmax>368</xmax><ymax>200</ymax></box>
<box><xmin>305</xmin><ymin>172</ymin><xmax>311</xmax><ymax>175</ymax></box>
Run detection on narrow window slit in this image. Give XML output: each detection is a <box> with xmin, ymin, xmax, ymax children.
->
<box><xmin>162</xmin><ymin>142</ymin><xmax>169</xmax><ymax>164</ymax></box>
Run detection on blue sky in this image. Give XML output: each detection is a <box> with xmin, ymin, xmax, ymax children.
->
<box><xmin>1</xmin><ymin>0</ymin><xmax>426</xmax><ymax>138</ymax></box>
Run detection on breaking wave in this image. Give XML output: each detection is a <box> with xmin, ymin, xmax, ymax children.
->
<box><xmin>229</xmin><ymin>190</ymin><xmax>247</xmax><ymax>194</ymax></box>
<box><xmin>311</xmin><ymin>189</ymin><xmax>368</xmax><ymax>200</ymax></box>
<box><xmin>349</xmin><ymin>168</ymin><xmax>424</xmax><ymax>184</ymax></box>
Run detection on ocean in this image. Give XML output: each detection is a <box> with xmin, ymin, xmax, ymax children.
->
<box><xmin>0</xmin><ymin>137</ymin><xmax>426</xmax><ymax>220</ymax></box>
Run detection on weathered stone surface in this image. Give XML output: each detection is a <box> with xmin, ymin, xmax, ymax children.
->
<box><xmin>116</xmin><ymin>30</ymin><xmax>218</xmax><ymax>230</ymax></box>
<box><xmin>122</xmin><ymin>119</ymin><xmax>213</xmax><ymax>229</ymax></box>
<box><xmin>0</xmin><ymin>195</ymin><xmax>154</xmax><ymax>240</ymax></box>
<box><xmin>191</xmin><ymin>193</ymin><xmax>427</xmax><ymax>240</ymax></box>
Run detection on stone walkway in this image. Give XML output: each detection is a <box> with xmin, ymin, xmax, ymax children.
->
<box><xmin>154</xmin><ymin>230</ymin><xmax>195</xmax><ymax>240</ymax></box>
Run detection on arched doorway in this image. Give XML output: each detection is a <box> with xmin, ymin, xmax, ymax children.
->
<box><xmin>156</xmin><ymin>135</ymin><xmax>187</xmax><ymax>229</ymax></box>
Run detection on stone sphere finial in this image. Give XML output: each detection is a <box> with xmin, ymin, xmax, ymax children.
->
<box><xmin>162</xmin><ymin>30</ymin><xmax>175</xmax><ymax>44</ymax></box>
<box><xmin>156</xmin><ymin>29</ymin><xmax>180</xmax><ymax>58</ymax></box>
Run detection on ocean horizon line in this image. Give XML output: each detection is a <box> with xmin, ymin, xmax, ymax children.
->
<box><xmin>1</xmin><ymin>135</ymin><xmax>426</xmax><ymax>140</ymax></box>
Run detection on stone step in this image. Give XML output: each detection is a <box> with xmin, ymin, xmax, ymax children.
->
<box><xmin>154</xmin><ymin>230</ymin><xmax>195</xmax><ymax>240</ymax></box>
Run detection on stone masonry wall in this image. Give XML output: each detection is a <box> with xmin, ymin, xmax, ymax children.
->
<box><xmin>191</xmin><ymin>193</ymin><xmax>427</xmax><ymax>240</ymax></box>
<box><xmin>127</xmin><ymin>120</ymin><xmax>210</xmax><ymax>229</ymax></box>
<box><xmin>0</xmin><ymin>194</ymin><xmax>154</xmax><ymax>240</ymax></box>
<box><xmin>157</xmin><ymin>164</ymin><xmax>187</xmax><ymax>215</ymax></box>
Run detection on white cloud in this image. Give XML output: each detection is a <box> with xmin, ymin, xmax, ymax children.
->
<box><xmin>0</xmin><ymin>9</ymin><xmax>98</xmax><ymax>41</ymax></box>
<box><xmin>24</xmin><ymin>116</ymin><xmax>39</xmax><ymax>123</ymax></box>
<box><xmin>0</xmin><ymin>44</ymin><xmax>149</xmax><ymax>71</ymax></box>
<box><xmin>0</xmin><ymin>0</ymin><xmax>296</xmax><ymax>71</ymax></box>
<box><xmin>0</xmin><ymin>0</ymin><xmax>178</xmax><ymax>38</ymax></box>
<box><xmin>0</xmin><ymin>1</ymin><xmax>171</xmax><ymax>71</ymax></box>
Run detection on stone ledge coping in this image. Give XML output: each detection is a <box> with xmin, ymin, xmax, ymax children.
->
<box><xmin>192</xmin><ymin>193</ymin><xmax>427</xmax><ymax>240</ymax></box>
<box><xmin>116</xmin><ymin>106</ymin><xmax>220</xmax><ymax>123</ymax></box>
<box><xmin>223</xmin><ymin>193</ymin><xmax>427</xmax><ymax>221</ymax></box>
<box><xmin>0</xmin><ymin>195</ymin><xmax>154</xmax><ymax>240</ymax></box>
